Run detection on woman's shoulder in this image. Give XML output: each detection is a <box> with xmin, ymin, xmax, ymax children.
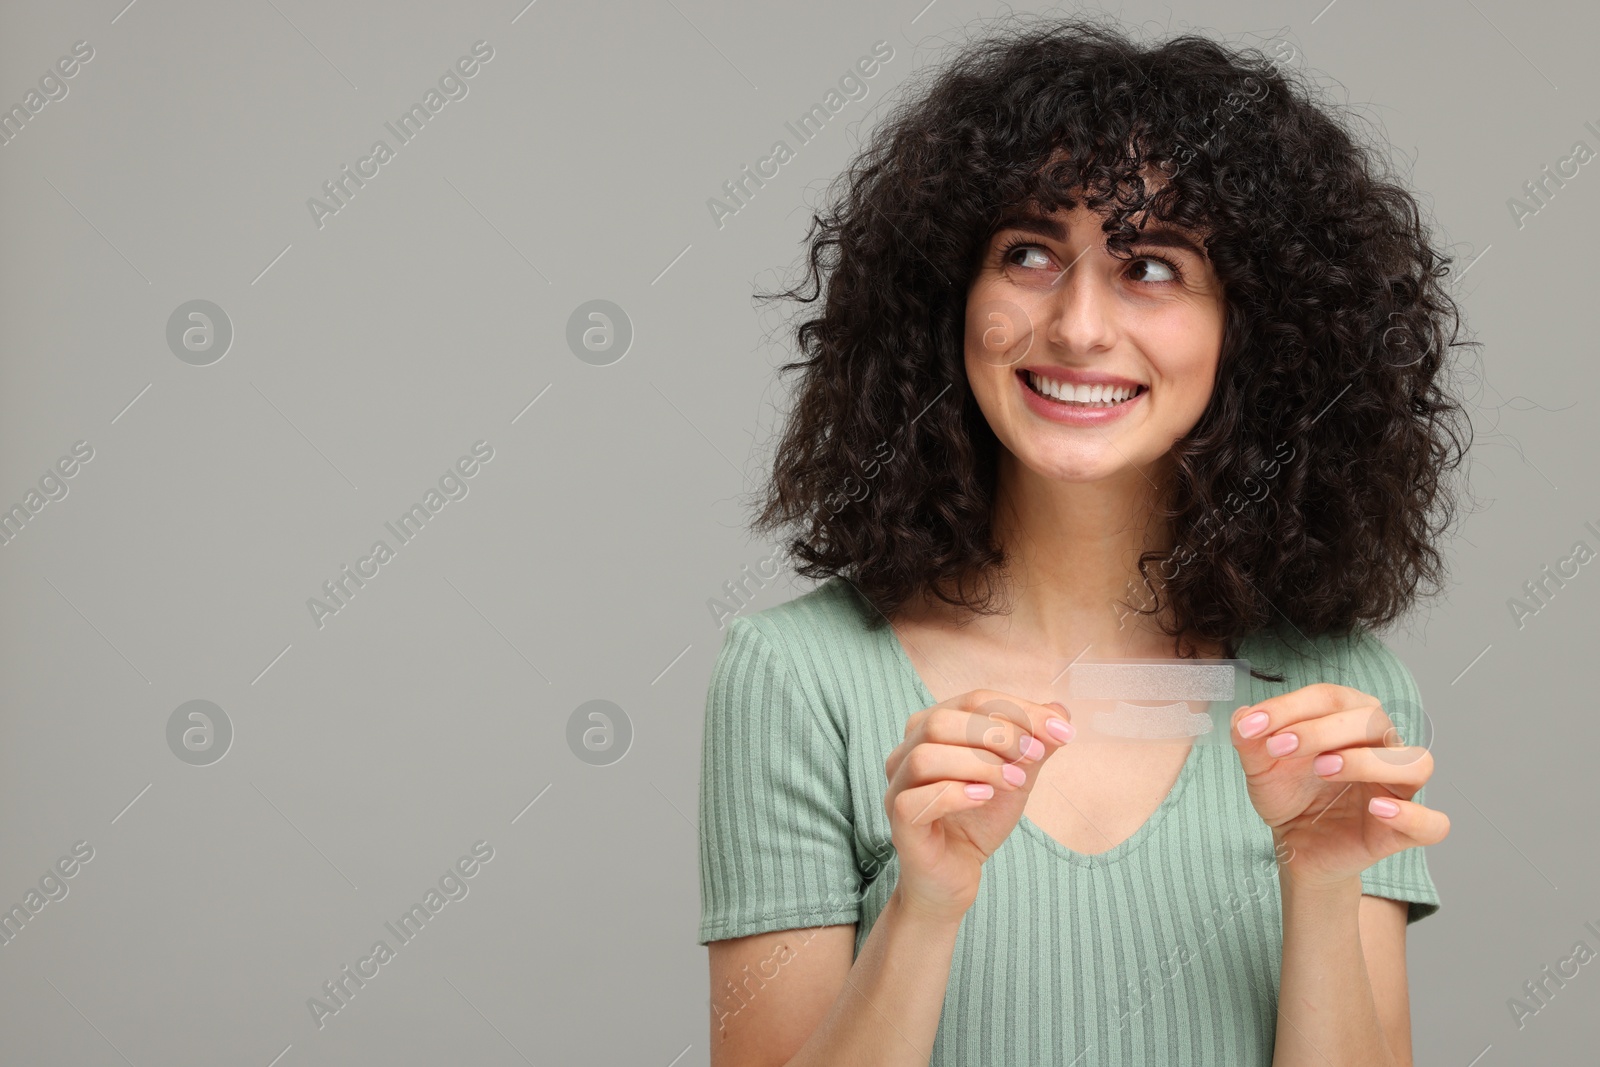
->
<box><xmin>1242</xmin><ymin>622</ymin><xmax>1416</xmax><ymax>680</ymax></box>
<box><xmin>713</xmin><ymin>576</ymin><xmax>897</xmax><ymax>731</ymax></box>
<box><xmin>727</xmin><ymin>574</ymin><xmax>882</xmax><ymax>655</ymax></box>
<box><xmin>1240</xmin><ymin>623</ymin><xmax>1426</xmax><ymax>732</ymax></box>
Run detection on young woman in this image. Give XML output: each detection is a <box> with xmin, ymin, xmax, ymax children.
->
<box><xmin>698</xmin><ymin>16</ymin><xmax>1470</xmax><ymax>1066</ymax></box>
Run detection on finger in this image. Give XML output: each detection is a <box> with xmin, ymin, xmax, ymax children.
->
<box><xmin>1232</xmin><ymin>682</ymin><xmax>1368</xmax><ymax>739</ymax></box>
<box><xmin>905</xmin><ymin>693</ymin><xmax>1074</xmax><ymax>769</ymax></box>
<box><xmin>887</xmin><ymin>708</ymin><xmax>1009</xmax><ymax>783</ymax></box>
<box><xmin>1232</xmin><ymin>685</ymin><xmax>1374</xmax><ymax>777</ymax></box>
<box><xmin>1310</xmin><ymin>746</ymin><xmax>1433</xmax><ymax>795</ymax></box>
<box><xmin>888</xmin><ymin>778</ymin><xmax>996</xmax><ymax>830</ymax></box>
<box><xmin>1365</xmin><ymin>795</ymin><xmax>1451</xmax><ymax>848</ymax></box>
<box><xmin>906</xmin><ymin>704</ymin><xmax>1039</xmax><ymax>764</ymax></box>
<box><xmin>946</xmin><ymin>690</ymin><xmax>1076</xmax><ymax>757</ymax></box>
<box><xmin>905</xmin><ymin>687</ymin><xmax>1075</xmax><ymax>732</ymax></box>
<box><xmin>896</xmin><ymin>710</ymin><xmax>1030</xmax><ymax>783</ymax></box>
<box><xmin>1251</xmin><ymin>705</ymin><xmax>1391</xmax><ymax>765</ymax></box>
<box><xmin>886</xmin><ymin>742</ymin><xmax>1027</xmax><ymax>795</ymax></box>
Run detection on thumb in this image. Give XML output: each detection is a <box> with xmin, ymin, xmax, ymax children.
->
<box><xmin>1230</xmin><ymin>704</ymin><xmax>1276</xmax><ymax>776</ymax></box>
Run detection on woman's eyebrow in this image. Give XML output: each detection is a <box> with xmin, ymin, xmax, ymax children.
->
<box><xmin>993</xmin><ymin>212</ymin><xmax>1066</xmax><ymax>242</ymax></box>
<box><xmin>993</xmin><ymin>214</ymin><xmax>1209</xmax><ymax>260</ymax></box>
<box><xmin>1128</xmin><ymin>225</ymin><xmax>1210</xmax><ymax>260</ymax></box>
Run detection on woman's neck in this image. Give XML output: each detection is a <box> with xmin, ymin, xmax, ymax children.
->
<box><xmin>941</xmin><ymin>450</ymin><xmax>1205</xmax><ymax>661</ymax></box>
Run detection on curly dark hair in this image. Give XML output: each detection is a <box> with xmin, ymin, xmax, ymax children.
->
<box><xmin>748</xmin><ymin>13</ymin><xmax>1475</xmax><ymax>657</ymax></box>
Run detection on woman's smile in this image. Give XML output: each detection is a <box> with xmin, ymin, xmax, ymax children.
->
<box><xmin>1016</xmin><ymin>367</ymin><xmax>1149</xmax><ymax>426</ymax></box>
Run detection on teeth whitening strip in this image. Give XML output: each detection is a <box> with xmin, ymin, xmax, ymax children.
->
<box><xmin>1049</xmin><ymin>658</ymin><xmax>1254</xmax><ymax>743</ymax></box>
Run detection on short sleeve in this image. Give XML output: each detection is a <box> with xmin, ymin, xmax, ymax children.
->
<box><xmin>697</xmin><ymin>615</ymin><xmax>863</xmax><ymax>944</ymax></box>
<box><xmin>1348</xmin><ymin>629</ymin><xmax>1442</xmax><ymax>925</ymax></box>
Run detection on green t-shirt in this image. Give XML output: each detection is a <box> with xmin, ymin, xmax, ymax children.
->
<box><xmin>697</xmin><ymin>575</ymin><xmax>1440</xmax><ymax>1065</ymax></box>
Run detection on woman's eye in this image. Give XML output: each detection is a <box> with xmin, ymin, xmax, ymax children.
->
<box><xmin>1007</xmin><ymin>245</ymin><xmax>1053</xmax><ymax>270</ymax></box>
<box><xmin>1128</xmin><ymin>256</ymin><xmax>1179</xmax><ymax>284</ymax></box>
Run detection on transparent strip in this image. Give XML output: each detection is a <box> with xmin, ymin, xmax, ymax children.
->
<box><xmin>1041</xmin><ymin>658</ymin><xmax>1254</xmax><ymax>744</ymax></box>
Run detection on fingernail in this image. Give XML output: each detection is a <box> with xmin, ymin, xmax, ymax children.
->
<box><xmin>1312</xmin><ymin>753</ymin><xmax>1343</xmax><ymax>776</ymax></box>
<box><xmin>1046</xmin><ymin>717</ymin><xmax>1074</xmax><ymax>742</ymax></box>
<box><xmin>1237</xmin><ymin>710</ymin><xmax>1270</xmax><ymax>738</ymax></box>
<box><xmin>1019</xmin><ymin>735</ymin><xmax>1045</xmax><ymax>761</ymax></box>
<box><xmin>1002</xmin><ymin>763</ymin><xmax>1026</xmax><ymax>786</ymax></box>
<box><xmin>1369</xmin><ymin>797</ymin><xmax>1400</xmax><ymax>818</ymax></box>
<box><xmin>965</xmin><ymin>783</ymin><xmax>994</xmax><ymax>799</ymax></box>
<box><xmin>1265</xmin><ymin>732</ymin><xmax>1299</xmax><ymax>757</ymax></box>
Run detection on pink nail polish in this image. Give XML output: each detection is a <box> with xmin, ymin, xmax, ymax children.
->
<box><xmin>1237</xmin><ymin>711</ymin><xmax>1270</xmax><ymax>738</ymax></box>
<box><xmin>1046</xmin><ymin>717</ymin><xmax>1074</xmax><ymax>742</ymax></box>
<box><xmin>1265</xmin><ymin>732</ymin><xmax>1299</xmax><ymax>757</ymax></box>
<box><xmin>965</xmin><ymin>783</ymin><xmax>994</xmax><ymax>799</ymax></box>
<box><xmin>1002</xmin><ymin>763</ymin><xmax>1026</xmax><ymax>787</ymax></box>
<box><xmin>1369</xmin><ymin>797</ymin><xmax>1400</xmax><ymax>818</ymax></box>
<box><xmin>1312</xmin><ymin>753</ymin><xmax>1343</xmax><ymax>776</ymax></box>
<box><xmin>1020</xmin><ymin>735</ymin><xmax>1045</xmax><ymax>761</ymax></box>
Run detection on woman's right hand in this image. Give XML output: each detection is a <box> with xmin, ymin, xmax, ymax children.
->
<box><xmin>882</xmin><ymin>691</ymin><xmax>1075</xmax><ymax>924</ymax></box>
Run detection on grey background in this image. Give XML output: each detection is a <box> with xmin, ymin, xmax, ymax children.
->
<box><xmin>0</xmin><ymin>0</ymin><xmax>1594</xmax><ymax>1064</ymax></box>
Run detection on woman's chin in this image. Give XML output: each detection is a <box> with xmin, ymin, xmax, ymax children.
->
<box><xmin>1007</xmin><ymin>425</ymin><xmax>1181</xmax><ymax>484</ymax></box>
<box><xmin>1020</xmin><ymin>451</ymin><xmax>1151</xmax><ymax>485</ymax></box>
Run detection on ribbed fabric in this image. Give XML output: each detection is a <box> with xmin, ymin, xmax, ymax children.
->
<box><xmin>697</xmin><ymin>576</ymin><xmax>1440</xmax><ymax>1065</ymax></box>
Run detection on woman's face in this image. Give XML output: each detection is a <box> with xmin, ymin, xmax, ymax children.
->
<box><xmin>964</xmin><ymin>200</ymin><xmax>1227</xmax><ymax>486</ymax></box>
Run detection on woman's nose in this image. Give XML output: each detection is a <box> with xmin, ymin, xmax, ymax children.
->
<box><xmin>1042</xmin><ymin>260</ymin><xmax>1117</xmax><ymax>353</ymax></box>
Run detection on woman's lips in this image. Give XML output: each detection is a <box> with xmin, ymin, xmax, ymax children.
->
<box><xmin>1016</xmin><ymin>369</ymin><xmax>1147</xmax><ymax>426</ymax></box>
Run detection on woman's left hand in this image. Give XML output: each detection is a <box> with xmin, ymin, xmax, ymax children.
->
<box><xmin>1230</xmin><ymin>683</ymin><xmax>1450</xmax><ymax>887</ymax></box>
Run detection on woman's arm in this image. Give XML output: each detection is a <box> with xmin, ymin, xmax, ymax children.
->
<box><xmin>1359</xmin><ymin>895</ymin><xmax>1415</xmax><ymax>1061</ymax></box>
<box><xmin>702</xmin><ymin>685</ymin><xmax>1074</xmax><ymax>1066</ymax></box>
<box><xmin>1227</xmin><ymin>679</ymin><xmax>1446</xmax><ymax>1067</ymax></box>
<box><xmin>707</xmin><ymin>887</ymin><xmax>963</xmax><ymax>1067</ymax></box>
<box><xmin>1272</xmin><ymin>875</ymin><xmax>1413</xmax><ymax>1066</ymax></box>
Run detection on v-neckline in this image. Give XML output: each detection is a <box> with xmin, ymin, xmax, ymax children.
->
<box><xmin>873</xmin><ymin>607</ymin><xmax>1257</xmax><ymax>868</ymax></box>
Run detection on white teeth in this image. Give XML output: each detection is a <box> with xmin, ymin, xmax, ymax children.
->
<box><xmin>1027</xmin><ymin>372</ymin><xmax>1141</xmax><ymax>405</ymax></box>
